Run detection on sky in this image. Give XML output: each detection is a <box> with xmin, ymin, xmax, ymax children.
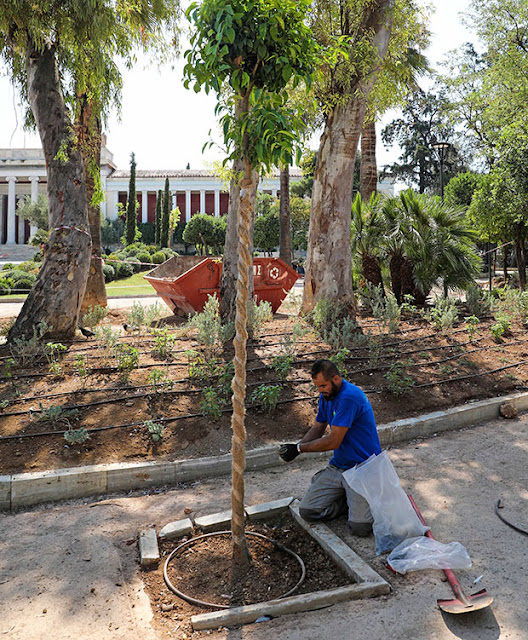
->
<box><xmin>0</xmin><ymin>0</ymin><xmax>474</xmax><ymax>173</ymax></box>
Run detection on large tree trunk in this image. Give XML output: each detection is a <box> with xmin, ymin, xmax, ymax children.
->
<box><xmin>8</xmin><ymin>41</ymin><xmax>91</xmax><ymax>343</ymax></box>
<box><xmin>279</xmin><ymin>165</ymin><xmax>292</xmax><ymax>266</ymax></box>
<box><xmin>515</xmin><ymin>222</ymin><xmax>527</xmax><ymax>290</ymax></box>
<box><xmin>220</xmin><ymin>158</ymin><xmax>258</xmax><ymax>323</ymax></box>
<box><xmin>76</xmin><ymin>94</ymin><xmax>107</xmax><ymax>315</ymax></box>
<box><xmin>360</xmin><ymin>119</ymin><xmax>378</xmax><ymax>200</ymax></box>
<box><xmin>302</xmin><ymin>0</ymin><xmax>394</xmax><ymax>315</ymax></box>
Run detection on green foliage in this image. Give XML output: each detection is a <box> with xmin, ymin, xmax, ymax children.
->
<box><xmin>329</xmin><ymin>348</ymin><xmax>351</xmax><ymax>379</ymax></box>
<box><xmin>428</xmin><ymin>296</ymin><xmax>459</xmax><ymax>332</ymax></box>
<box><xmin>384</xmin><ymin>362</ymin><xmax>415</xmax><ymax>396</ymax></box>
<box><xmin>464</xmin><ymin>315</ymin><xmax>480</xmax><ymax>342</ymax></box>
<box><xmin>74</xmin><ymin>354</ymin><xmax>89</xmax><ymax>388</ymax></box>
<box><xmin>144</xmin><ymin>420</ymin><xmax>165</xmax><ymax>443</ymax></box>
<box><xmin>114</xmin><ymin>344</ymin><xmax>139</xmax><ymax>384</ymax></box>
<box><xmin>102</xmin><ymin>263</ymin><xmax>115</xmax><ymax>282</ymax></box>
<box><xmin>445</xmin><ymin>172</ymin><xmax>484</xmax><ymax>208</ymax></box>
<box><xmin>45</xmin><ymin>341</ymin><xmax>67</xmax><ymax>376</ymax></box>
<box><xmin>247</xmin><ymin>299</ymin><xmax>272</xmax><ymax>337</ymax></box>
<box><xmin>161</xmin><ymin>177</ymin><xmax>171</xmax><ymax>248</ymax></box>
<box><xmin>250</xmin><ymin>384</ymin><xmax>280</xmax><ymax>414</ymax></box>
<box><xmin>271</xmin><ymin>354</ymin><xmax>294</xmax><ymax>381</ymax></box>
<box><xmin>155</xmin><ymin>189</ymin><xmax>163</xmax><ymax>247</ymax></box>
<box><xmin>290</xmin><ymin>195</ymin><xmax>311</xmax><ymax>251</ymax></box>
<box><xmin>81</xmin><ymin>305</ymin><xmax>108</xmax><ymax>329</ymax></box>
<box><xmin>0</xmin><ymin>278</ymin><xmax>13</xmax><ymax>295</ymax></box>
<box><xmin>16</xmin><ymin>194</ymin><xmax>49</xmax><ymax>230</ymax></box>
<box><xmin>125</xmin><ymin>152</ymin><xmax>138</xmax><ymax>245</ymax></box>
<box><xmin>185</xmin><ymin>349</ymin><xmax>219</xmax><ymax>382</ymax></box>
<box><xmin>381</xmin><ymin>89</ymin><xmax>467</xmax><ymax>193</ymax></box>
<box><xmin>64</xmin><ymin>427</ymin><xmax>90</xmax><ymax>445</ymax></box>
<box><xmin>148</xmin><ymin>368</ymin><xmax>174</xmax><ymax>393</ymax></box>
<box><xmin>151</xmin><ymin>327</ymin><xmax>176</xmax><ymax>360</ymax></box>
<box><xmin>125</xmin><ymin>301</ymin><xmax>147</xmax><ymax>332</ymax></box>
<box><xmin>36</xmin><ymin>403</ymin><xmax>78</xmax><ymax>425</ymax></box>
<box><xmin>188</xmin><ymin>294</ymin><xmax>223</xmax><ymax>350</ymax></box>
<box><xmin>200</xmin><ymin>387</ymin><xmax>223</xmax><ymax>420</ymax></box>
<box><xmin>101</xmin><ymin>218</ymin><xmax>125</xmax><ymax>247</ymax></box>
<box><xmin>115</xmin><ymin>261</ymin><xmax>134</xmax><ymax>279</ymax></box>
<box><xmin>490</xmin><ymin>317</ymin><xmax>511</xmax><ymax>342</ymax></box>
<box><xmin>465</xmin><ymin>283</ymin><xmax>491</xmax><ymax>318</ymax></box>
<box><xmin>254</xmin><ymin>210</ymin><xmax>279</xmax><ymax>252</ymax></box>
<box><xmin>152</xmin><ymin>250</ymin><xmax>167</xmax><ymax>264</ymax></box>
<box><xmin>9</xmin><ymin>321</ymin><xmax>51</xmax><ymax>366</ymax></box>
<box><xmin>309</xmin><ymin>298</ymin><xmax>359</xmax><ymax>350</ymax></box>
<box><xmin>184</xmin><ymin>0</ymin><xmax>316</xmax><ymax>169</ymax></box>
<box><xmin>182</xmin><ymin>214</ymin><xmax>226</xmax><ymax>255</ymax></box>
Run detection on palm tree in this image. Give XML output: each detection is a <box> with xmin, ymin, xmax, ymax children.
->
<box><xmin>381</xmin><ymin>190</ymin><xmax>481</xmax><ymax>304</ymax></box>
<box><xmin>351</xmin><ymin>192</ymin><xmax>385</xmax><ymax>293</ymax></box>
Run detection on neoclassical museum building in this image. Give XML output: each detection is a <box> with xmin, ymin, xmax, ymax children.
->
<box><xmin>0</xmin><ymin>144</ymin><xmax>393</xmax><ymax>246</ymax></box>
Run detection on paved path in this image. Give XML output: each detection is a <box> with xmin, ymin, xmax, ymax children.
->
<box><xmin>1</xmin><ymin>414</ymin><xmax>527</xmax><ymax>639</ymax></box>
<box><xmin>0</xmin><ymin>296</ymin><xmax>162</xmax><ymax>319</ymax></box>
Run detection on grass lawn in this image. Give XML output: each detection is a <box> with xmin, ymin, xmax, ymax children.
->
<box><xmin>0</xmin><ymin>271</ymin><xmax>157</xmax><ymax>302</ymax></box>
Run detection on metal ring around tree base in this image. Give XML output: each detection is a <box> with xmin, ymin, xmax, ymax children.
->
<box><xmin>163</xmin><ymin>530</ymin><xmax>306</xmax><ymax>609</ymax></box>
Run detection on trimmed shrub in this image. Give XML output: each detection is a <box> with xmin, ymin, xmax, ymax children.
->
<box><xmin>161</xmin><ymin>247</ymin><xmax>177</xmax><ymax>259</ymax></box>
<box><xmin>152</xmin><ymin>251</ymin><xmax>166</xmax><ymax>264</ymax></box>
<box><xmin>115</xmin><ymin>261</ymin><xmax>134</xmax><ymax>279</ymax></box>
<box><xmin>13</xmin><ymin>277</ymin><xmax>35</xmax><ymax>292</ymax></box>
<box><xmin>125</xmin><ymin>256</ymin><xmax>142</xmax><ymax>273</ymax></box>
<box><xmin>135</xmin><ymin>251</ymin><xmax>153</xmax><ymax>268</ymax></box>
<box><xmin>0</xmin><ymin>278</ymin><xmax>13</xmax><ymax>295</ymax></box>
<box><xmin>2</xmin><ymin>270</ymin><xmax>37</xmax><ymax>285</ymax></box>
<box><xmin>102</xmin><ymin>264</ymin><xmax>116</xmax><ymax>282</ymax></box>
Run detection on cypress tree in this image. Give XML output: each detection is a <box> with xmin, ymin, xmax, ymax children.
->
<box><xmin>125</xmin><ymin>152</ymin><xmax>137</xmax><ymax>245</ymax></box>
<box><xmin>155</xmin><ymin>189</ymin><xmax>162</xmax><ymax>247</ymax></box>
<box><xmin>161</xmin><ymin>177</ymin><xmax>170</xmax><ymax>247</ymax></box>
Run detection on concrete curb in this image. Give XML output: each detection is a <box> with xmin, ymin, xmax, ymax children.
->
<box><xmin>2</xmin><ymin>391</ymin><xmax>527</xmax><ymax>511</ymax></box>
<box><xmin>151</xmin><ymin>497</ymin><xmax>389</xmax><ymax>630</ymax></box>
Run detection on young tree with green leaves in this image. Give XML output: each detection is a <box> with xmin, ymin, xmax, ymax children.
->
<box><xmin>161</xmin><ymin>177</ymin><xmax>170</xmax><ymax>248</ymax></box>
<box><xmin>184</xmin><ymin>0</ymin><xmax>315</xmax><ymax>568</ymax></box>
<box><xmin>125</xmin><ymin>152</ymin><xmax>138</xmax><ymax>245</ymax></box>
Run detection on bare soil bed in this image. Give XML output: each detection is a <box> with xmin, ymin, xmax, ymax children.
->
<box><xmin>1</xmin><ymin>301</ymin><xmax>527</xmax><ymax>476</ymax></box>
<box><xmin>142</xmin><ymin>512</ymin><xmax>354</xmax><ymax>637</ymax></box>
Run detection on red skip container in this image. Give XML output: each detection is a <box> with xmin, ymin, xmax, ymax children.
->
<box><xmin>144</xmin><ymin>255</ymin><xmax>300</xmax><ymax>315</ymax></box>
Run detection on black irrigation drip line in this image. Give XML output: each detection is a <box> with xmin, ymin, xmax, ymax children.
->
<box><xmin>0</xmin><ymin>394</ymin><xmax>315</xmax><ymax>441</ymax></box>
<box><xmin>0</xmin><ymin>378</ymin><xmax>292</xmax><ymax>419</ymax></box>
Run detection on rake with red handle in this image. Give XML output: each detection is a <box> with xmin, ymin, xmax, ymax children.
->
<box><xmin>406</xmin><ymin>495</ymin><xmax>493</xmax><ymax>614</ymax></box>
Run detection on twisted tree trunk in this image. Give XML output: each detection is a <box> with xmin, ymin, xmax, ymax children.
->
<box><xmin>230</xmin><ymin>96</ymin><xmax>254</xmax><ymax>567</ymax></box>
<box><xmin>220</xmin><ymin>158</ymin><xmax>258</xmax><ymax>324</ymax></box>
<box><xmin>8</xmin><ymin>40</ymin><xmax>91</xmax><ymax>343</ymax></box>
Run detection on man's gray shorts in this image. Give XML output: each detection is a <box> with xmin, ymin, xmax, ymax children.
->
<box><xmin>299</xmin><ymin>464</ymin><xmax>373</xmax><ymax>536</ymax></box>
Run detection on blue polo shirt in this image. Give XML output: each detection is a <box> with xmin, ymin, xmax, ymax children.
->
<box><xmin>315</xmin><ymin>379</ymin><xmax>381</xmax><ymax>469</ymax></box>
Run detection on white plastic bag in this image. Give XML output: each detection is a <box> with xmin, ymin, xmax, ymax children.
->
<box><xmin>343</xmin><ymin>451</ymin><xmax>428</xmax><ymax>554</ymax></box>
<box><xmin>387</xmin><ymin>536</ymin><xmax>472</xmax><ymax>574</ymax></box>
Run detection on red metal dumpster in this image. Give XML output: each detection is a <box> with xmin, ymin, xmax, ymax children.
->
<box><xmin>144</xmin><ymin>256</ymin><xmax>300</xmax><ymax>315</ymax></box>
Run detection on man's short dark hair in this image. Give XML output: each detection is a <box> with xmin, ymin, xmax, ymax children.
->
<box><xmin>311</xmin><ymin>359</ymin><xmax>340</xmax><ymax>380</ymax></box>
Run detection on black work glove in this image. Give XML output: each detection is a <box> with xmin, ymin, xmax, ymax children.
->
<box><xmin>279</xmin><ymin>443</ymin><xmax>300</xmax><ymax>462</ymax></box>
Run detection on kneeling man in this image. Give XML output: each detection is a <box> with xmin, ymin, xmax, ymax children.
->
<box><xmin>279</xmin><ymin>359</ymin><xmax>381</xmax><ymax>536</ymax></box>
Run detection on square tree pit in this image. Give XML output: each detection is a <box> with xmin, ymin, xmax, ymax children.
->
<box><xmin>139</xmin><ymin>497</ymin><xmax>390</xmax><ymax>631</ymax></box>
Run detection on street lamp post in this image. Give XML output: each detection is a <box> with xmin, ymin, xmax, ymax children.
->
<box><xmin>432</xmin><ymin>141</ymin><xmax>450</xmax><ymax>200</ymax></box>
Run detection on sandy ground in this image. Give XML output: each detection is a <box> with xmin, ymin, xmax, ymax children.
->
<box><xmin>1</xmin><ymin>412</ymin><xmax>527</xmax><ymax>640</ymax></box>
